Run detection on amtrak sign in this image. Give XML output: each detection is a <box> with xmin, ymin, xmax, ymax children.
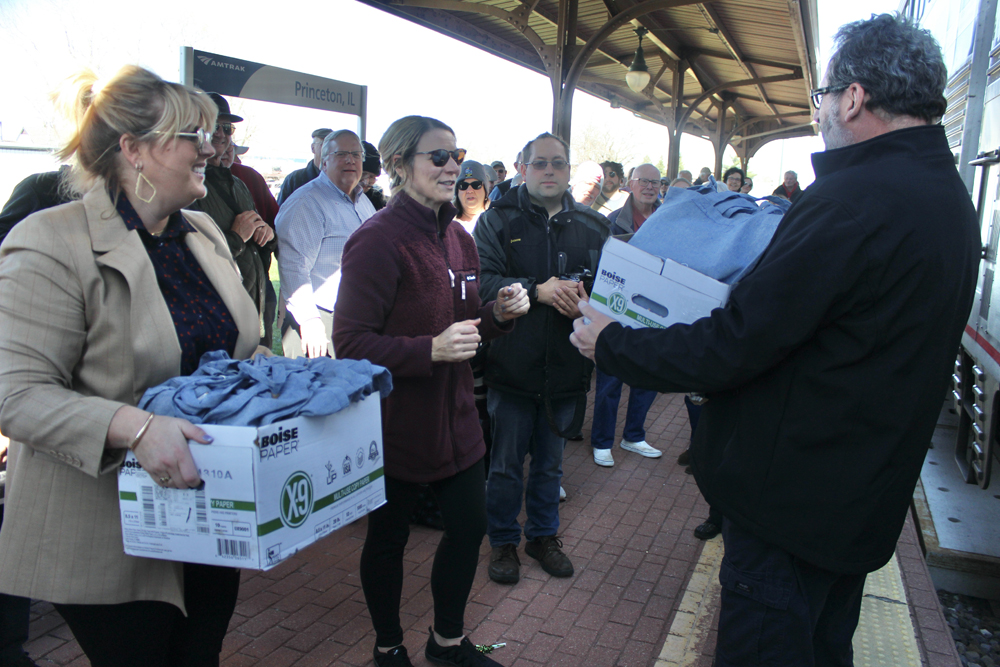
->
<box><xmin>180</xmin><ymin>47</ymin><xmax>367</xmax><ymax>132</ymax></box>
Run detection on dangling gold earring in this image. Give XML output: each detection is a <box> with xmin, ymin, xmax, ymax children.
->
<box><xmin>134</xmin><ymin>162</ymin><xmax>156</xmax><ymax>204</ymax></box>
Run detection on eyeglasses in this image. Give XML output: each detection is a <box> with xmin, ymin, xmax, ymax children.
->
<box><xmin>332</xmin><ymin>151</ymin><xmax>365</xmax><ymax>160</ymax></box>
<box><xmin>631</xmin><ymin>178</ymin><xmax>659</xmax><ymax>188</ymax></box>
<box><xmin>150</xmin><ymin>128</ymin><xmax>213</xmax><ymax>150</ymax></box>
<box><xmin>810</xmin><ymin>85</ymin><xmax>848</xmax><ymax>109</ymax></box>
<box><xmin>726</xmin><ymin>176</ymin><xmax>743</xmax><ymax>184</ymax></box>
<box><xmin>415</xmin><ymin>148</ymin><xmax>466</xmax><ymax>167</ymax></box>
<box><xmin>528</xmin><ymin>159</ymin><xmax>569</xmax><ymax>171</ymax></box>
<box><xmin>214</xmin><ymin>122</ymin><xmax>234</xmax><ymax>136</ymax></box>
<box><xmin>458</xmin><ymin>180</ymin><xmax>483</xmax><ymax>191</ymax></box>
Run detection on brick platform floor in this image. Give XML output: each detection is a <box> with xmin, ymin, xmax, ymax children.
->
<box><xmin>19</xmin><ymin>389</ymin><xmax>959</xmax><ymax>666</ymax></box>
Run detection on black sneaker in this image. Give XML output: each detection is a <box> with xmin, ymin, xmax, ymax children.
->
<box><xmin>487</xmin><ymin>544</ymin><xmax>520</xmax><ymax>584</ymax></box>
<box><xmin>425</xmin><ymin>629</ymin><xmax>503</xmax><ymax>666</ymax></box>
<box><xmin>373</xmin><ymin>644</ymin><xmax>414</xmax><ymax>667</ymax></box>
<box><xmin>525</xmin><ymin>535</ymin><xmax>573</xmax><ymax>577</ymax></box>
<box><xmin>693</xmin><ymin>520</ymin><xmax>721</xmax><ymax>540</ymax></box>
<box><xmin>677</xmin><ymin>449</ymin><xmax>691</xmax><ymax>465</ymax></box>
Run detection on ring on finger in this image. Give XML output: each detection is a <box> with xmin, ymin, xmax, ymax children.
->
<box><xmin>159</xmin><ymin>475</ymin><xmax>171</xmax><ymax>484</ymax></box>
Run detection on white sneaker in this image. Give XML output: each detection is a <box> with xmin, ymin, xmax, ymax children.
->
<box><xmin>559</xmin><ymin>486</ymin><xmax>567</xmax><ymax>501</ymax></box>
<box><xmin>593</xmin><ymin>448</ymin><xmax>615</xmax><ymax>467</ymax></box>
<box><xmin>620</xmin><ymin>439</ymin><xmax>663</xmax><ymax>458</ymax></box>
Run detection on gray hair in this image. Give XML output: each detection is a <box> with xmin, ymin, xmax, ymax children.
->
<box><xmin>670</xmin><ymin>177</ymin><xmax>692</xmax><ymax>187</ymax></box>
<box><xmin>321</xmin><ymin>129</ymin><xmax>362</xmax><ymax>162</ymax></box>
<box><xmin>826</xmin><ymin>13</ymin><xmax>947</xmax><ymax>122</ymax></box>
<box><xmin>784</xmin><ymin>170</ymin><xmax>797</xmax><ymax>178</ymax></box>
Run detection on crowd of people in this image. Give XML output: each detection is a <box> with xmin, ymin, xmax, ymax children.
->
<box><xmin>0</xmin><ymin>12</ymin><xmax>976</xmax><ymax>667</ymax></box>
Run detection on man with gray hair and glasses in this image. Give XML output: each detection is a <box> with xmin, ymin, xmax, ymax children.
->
<box><xmin>571</xmin><ymin>14</ymin><xmax>978</xmax><ymax>665</ymax></box>
<box><xmin>276</xmin><ymin>130</ymin><xmax>376</xmax><ymax>359</ymax></box>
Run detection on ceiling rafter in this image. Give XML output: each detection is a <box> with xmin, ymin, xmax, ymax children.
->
<box><xmin>695</xmin><ymin>3</ymin><xmax>784</xmax><ymax>123</ymax></box>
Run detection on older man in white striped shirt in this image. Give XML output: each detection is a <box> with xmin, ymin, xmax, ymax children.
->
<box><xmin>276</xmin><ymin>130</ymin><xmax>377</xmax><ymax>358</ymax></box>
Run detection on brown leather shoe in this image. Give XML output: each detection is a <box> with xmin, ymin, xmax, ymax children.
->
<box><xmin>488</xmin><ymin>544</ymin><xmax>520</xmax><ymax>584</ymax></box>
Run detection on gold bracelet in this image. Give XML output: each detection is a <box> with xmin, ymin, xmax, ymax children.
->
<box><xmin>127</xmin><ymin>413</ymin><xmax>155</xmax><ymax>452</ymax></box>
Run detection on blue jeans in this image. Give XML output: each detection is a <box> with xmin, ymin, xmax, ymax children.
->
<box><xmin>486</xmin><ymin>389</ymin><xmax>574</xmax><ymax>546</ymax></box>
<box><xmin>591</xmin><ymin>369</ymin><xmax>658</xmax><ymax>450</ymax></box>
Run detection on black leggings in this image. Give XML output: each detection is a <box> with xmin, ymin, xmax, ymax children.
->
<box><xmin>361</xmin><ymin>459</ymin><xmax>487</xmax><ymax>647</ymax></box>
<box><xmin>54</xmin><ymin>564</ymin><xmax>240</xmax><ymax>667</ymax></box>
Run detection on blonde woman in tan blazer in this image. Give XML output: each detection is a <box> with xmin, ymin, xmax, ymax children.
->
<box><xmin>0</xmin><ymin>67</ymin><xmax>262</xmax><ymax>667</ymax></box>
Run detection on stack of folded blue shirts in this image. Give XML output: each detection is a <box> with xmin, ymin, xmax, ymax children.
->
<box><xmin>629</xmin><ymin>178</ymin><xmax>791</xmax><ymax>285</ymax></box>
<box><xmin>139</xmin><ymin>351</ymin><xmax>393</xmax><ymax>426</ymax></box>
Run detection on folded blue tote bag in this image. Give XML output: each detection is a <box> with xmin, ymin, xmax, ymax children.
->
<box><xmin>629</xmin><ymin>178</ymin><xmax>791</xmax><ymax>285</ymax></box>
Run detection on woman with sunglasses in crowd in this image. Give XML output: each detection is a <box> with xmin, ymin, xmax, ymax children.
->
<box><xmin>453</xmin><ymin>159</ymin><xmax>490</xmax><ymax>235</ymax></box>
<box><xmin>0</xmin><ymin>66</ymin><xmax>262</xmax><ymax>666</ymax></box>
<box><xmin>335</xmin><ymin>116</ymin><xmax>529</xmax><ymax>667</ymax></box>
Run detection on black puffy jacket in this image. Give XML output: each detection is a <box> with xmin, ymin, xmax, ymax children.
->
<box><xmin>474</xmin><ymin>185</ymin><xmax>609</xmax><ymax>413</ymax></box>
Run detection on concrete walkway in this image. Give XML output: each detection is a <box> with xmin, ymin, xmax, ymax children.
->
<box><xmin>22</xmin><ymin>390</ymin><xmax>961</xmax><ymax>666</ymax></box>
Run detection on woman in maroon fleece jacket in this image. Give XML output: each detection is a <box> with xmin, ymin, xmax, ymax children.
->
<box><xmin>334</xmin><ymin>116</ymin><xmax>528</xmax><ymax>667</ymax></box>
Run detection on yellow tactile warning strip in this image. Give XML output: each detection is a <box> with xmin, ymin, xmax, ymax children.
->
<box><xmin>655</xmin><ymin>536</ymin><xmax>724</xmax><ymax>666</ymax></box>
<box><xmin>853</xmin><ymin>556</ymin><xmax>921</xmax><ymax>666</ymax></box>
<box><xmin>655</xmin><ymin>538</ymin><xmax>921</xmax><ymax>667</ymax></box>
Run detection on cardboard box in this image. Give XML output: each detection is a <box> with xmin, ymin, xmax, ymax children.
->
<box><xmin>590</xmin><ymin>237</ymin><xmax>732</xmax><ymax>329</ymax></box>
<box><xmin>118</xmin><ymin>394</ymin><xmax>385</xmax><ymax>570</ymax></box>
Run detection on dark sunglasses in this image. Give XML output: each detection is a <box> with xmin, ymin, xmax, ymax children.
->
<box><xmin>215</xmin><ymin>122</ymin><xmax>234</xmax><ymax>136</ymax></box>
<box><xmin>415</xmin><ymin>148</ymin><xmax>466</xmax><ymax>167</ymax></box>
<box><xmin>458</xmin><ymin>180</ymin><xmax>483</xmax><ymax>191</ymax></box>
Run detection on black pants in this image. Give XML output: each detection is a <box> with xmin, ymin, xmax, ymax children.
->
<box><xmin>0</xmin><ymin>504</ymin><xmax>31</xmax><ymax>666</ymax></box>
<box><xmin>361</xmin><ymin>459</ymin><xmax>487</xmax><ymax>647</ymax></box>
<box><xmin>54</xmin><ymin>564</ymin><xmax>240</xmax><ymax>667</ymax></box>
<box><xmin>716</xmin><ymin>519</ymin><xmax>866</xmax><ymax>667</ymax></box>
<box><xmin>684</xmin><ymin>396</ymin><xmax>722</xmax><ymax>526</ymax></box>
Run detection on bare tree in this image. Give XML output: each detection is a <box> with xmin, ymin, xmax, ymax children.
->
<box><xmin>571</xmin><ymin>123</ymin><xmax>639</xmax><ymax>167</ymax></box>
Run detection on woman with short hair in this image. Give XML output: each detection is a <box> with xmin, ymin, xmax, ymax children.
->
<box><xmin>0</xmin><ymin>65</ymin><xmax>262</xmax><ymax>666</ymax></box>
<box><xmin>335</xmin><ymin>115</ymin><xmax>529</xmax><ymax>667</ymax></box>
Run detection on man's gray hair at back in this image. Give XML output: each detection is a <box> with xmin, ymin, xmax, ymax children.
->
<box><xmin>826</xmin><ymin>13</ymin><xmax>947</xmax><ymax>122</ymax></box>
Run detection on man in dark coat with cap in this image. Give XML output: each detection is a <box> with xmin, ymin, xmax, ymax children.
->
<box><xmin>277</xmin><ymin>128</ymin><xmax>333</xmax><ymax>206</ymax></box>
<box><xmin>188</xmin><ymin>93</ymin><xmax>275</xmax><ymax>340</ymax></box>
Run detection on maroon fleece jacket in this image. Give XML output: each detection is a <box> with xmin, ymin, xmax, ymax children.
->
<box><xmin>334</xmin><ymin>190</ymin><xmax>512</xmax><ymax>483</ymax></box>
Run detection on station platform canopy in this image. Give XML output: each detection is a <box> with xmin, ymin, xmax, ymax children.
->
<box><xmin>358</xmin><ymin>0</ymin><xmax>821</xmax><ymax>177</ymax></box>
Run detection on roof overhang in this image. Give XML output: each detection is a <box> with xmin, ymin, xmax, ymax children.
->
<box><xmin>357</xmin><ymin>0</ymin><xmax>820</xmax><ymax>158</ymax></box>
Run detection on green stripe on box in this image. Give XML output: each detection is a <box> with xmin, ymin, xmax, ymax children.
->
<box><xmin>257</xmin><ymin>468</ymin><xmax>385</xmax><ymax>536</ymax></box>
<box><xmin>119</xmin><ymin>491</ymin><xmax>137</xmax><ymax>501</ymax></box>
<box><xmin>258</xmin><ymin>518</ymin><xmax>282</xmax><ymax>536</ymax></box>
<box><xmin>315</xmin><ymin>468</ymin><xmax>384</xmax><ymax>511</ymax></box>
<box><xmin>211</xmin><ymin>499</ymin><xmax>256</xmax><ymax>511</ymax></box>
<box><xmin>590</xmin><ymin>293</ymin><xmax>666</xmax><ymax>329</ymax></box>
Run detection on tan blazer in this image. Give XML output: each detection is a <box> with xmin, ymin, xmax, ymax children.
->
<box><xmin>0</xmin><ymin>183</ymin><xmax>260</xmax><ymax>611</ymax></box>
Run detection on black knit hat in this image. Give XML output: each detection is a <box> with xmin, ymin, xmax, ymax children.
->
<box><xmin>362</xmin><ymin>141</ymin><xmax>381</xmax><ymax>176</ymax></box>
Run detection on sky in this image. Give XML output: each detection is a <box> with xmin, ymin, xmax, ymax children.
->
<box><xmin>0</xmin><ymin>0</ymin><xmax>901</xmax><ymax>201</ymax></box>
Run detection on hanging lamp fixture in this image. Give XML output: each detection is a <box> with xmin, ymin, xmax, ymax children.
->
<box><xmin>626</xmin><ymin>26</ymin><xmax>651</xmax><ymax>93</ymax></box>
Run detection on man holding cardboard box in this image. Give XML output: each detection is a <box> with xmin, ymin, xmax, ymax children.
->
<box><xmin>571</xmin><ymin>14</ymin><xmax>978</xmax><ymax>665</ymax></box>
<box><xmin>475</xmin><ymin>132</ymin><xmax>609</xmax><ymax>585</ymax></box>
